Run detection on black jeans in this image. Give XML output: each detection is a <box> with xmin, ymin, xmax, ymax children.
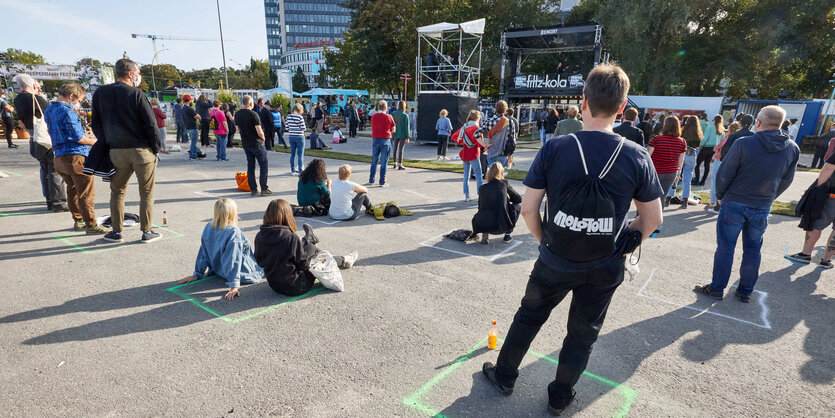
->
<box><xmin>29</xmin><ymin>139</ymin><xmax>67</xmax><ymax>207</ymax></box>
<box><xmin>243</xmin><ymin>145</ymin><xmax>269</xmax><ymax>192</ymax></box>
<box><xmin>392</xmin><ymin>138</ymin><xmax>407</xmax><ymax>165</ymax></box>
<box><xmin>437</xmin><ymin>134</ymin><xmax>449</xmax><ymax>157</ymax></box>
<box><xmin>2</xmin><ymin>117</ymin><xmax>14</xmax><ymax>146</ymax></box>
<box><xmin>694</xmin><ymin>147</ymin><xmax>715</xmax><ymax>184</ymax></box>
<box><xmin>349</xmin><ymin>119</ymin><xmax>358</xmax><ymax>137</ymax></box>
<box><xmin>200</xmin><ymin>119</ymin><xmax>210</xmax><ymax>146</ymax></box>
<box><xmin>226</xmin><ymin>127</ymin><xmax>235</xmax><ymax>147</ymax></box>
<box><xmin>811</xmin><ymin>145</ymin><xmax>828</xmax><ymax>169</ymax></box>
<box><xmin>495</xmin><ymin>258</ymin><xmax>623</xmax><ymax>407</ymax></box>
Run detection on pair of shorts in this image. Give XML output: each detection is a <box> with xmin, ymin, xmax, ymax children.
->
<box><xmin>811</xmin><ymin>196</ymin><xmax>835</xmax><ymax>231</ymax></box>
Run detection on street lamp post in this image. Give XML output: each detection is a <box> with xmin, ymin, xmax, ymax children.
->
<box><xmin>400</xmin><ymin>73</ymin><xmax>412</xmax><ymax>102</ymax></box>
<box><xmin>149</xmin><ymin>48</ymin><xmax>170</xmax><ymax>94</ymax></box>
<box><xmin>216</xmin><ymin>0</ymin><xmax>230</xmax><ymax>90</ymax></box>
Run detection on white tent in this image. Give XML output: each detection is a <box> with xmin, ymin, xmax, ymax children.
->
<box><xmin>417</xmin><ymin>19</ymin><xmax>485</xmax><ymax>39</ymax></box>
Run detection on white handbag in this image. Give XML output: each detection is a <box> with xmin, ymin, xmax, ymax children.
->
<box><xmin>31</xmin><ymin>95</ymin><xmax>52</xmax><ymax>149</ymax></box>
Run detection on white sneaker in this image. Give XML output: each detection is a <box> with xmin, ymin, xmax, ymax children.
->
<box><xmin>464</xmin><ymin>195</ymin><xmax>471</xmax><ymax>201</ymax></box>
<box><xmin>342</xmin><ymin>250</ymin><xmax>359</xmax><ymax>268</ymax></box>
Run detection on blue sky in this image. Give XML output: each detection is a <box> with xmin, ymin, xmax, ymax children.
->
<box><xmin>0</xmin><ymin>0</ymin><xmax>267</xmax><ymax>70</ymax></box>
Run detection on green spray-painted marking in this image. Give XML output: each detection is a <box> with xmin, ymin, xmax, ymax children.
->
<box><xmin>52</xmin><ymin>224</ymin><xmax>184</xmax><ymax>254</ymax></box>
<box><xmin>402</xmin><ymin>337</ymin><xmax>636</xmax><ymax>418</ymax></box>
<box><xmin>0</xmin><ymin>170</ymin><xmax>22</xmax><ymax>177</ymax></box>
<box><xmin>167</xmin><ymin>275</ymin><xmax>326</xmax><ymax>323</ymax></box>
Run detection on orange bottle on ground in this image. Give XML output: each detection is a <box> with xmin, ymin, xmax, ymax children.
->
<box><xmin>488</xmin><ymin>320</ymin><xmax>498</xmax><ymax>349</ymax></box>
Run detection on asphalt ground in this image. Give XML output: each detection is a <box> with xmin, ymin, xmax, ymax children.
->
<box><xmin>0</xmin><ymin>136</ymin><xmax>832</xmax><ymax>417</ymax></box>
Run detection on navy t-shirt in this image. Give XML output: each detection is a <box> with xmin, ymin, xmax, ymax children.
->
<box><xmin>524</xmin><ymin>131</ymin><xmax>664</xmax><ymax>272</ymax></box>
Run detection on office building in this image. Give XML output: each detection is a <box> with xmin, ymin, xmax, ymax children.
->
<box><xmin>264</xmin><ymin>0</ymin><xmax>351</xmax><ymax>87</ymax></box>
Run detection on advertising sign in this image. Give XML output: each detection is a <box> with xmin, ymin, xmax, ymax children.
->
<box><xmin>0</xmin><ymin>64</ymin><xmax>114</xmax><ymax>89</ymax></box>
<box><xmin>509</xmin><ymin>73</ymin><xmax>584</xmax><ymax>96</ymax></box>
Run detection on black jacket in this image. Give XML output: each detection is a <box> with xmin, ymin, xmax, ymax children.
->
<box><xmin>254</xmin><ymin>224</ymin><xmax>311</xmax><ymax>296</ymax></box>
<box><xmin>91</xmin><ymin>82</ymin><xmax>159</xmax><ymax>154</ymax></box>
<box><xmin>544</xmin><ymin>114</ymin><xmax>560</xmax><ymax>134</ymax></box>
<box><xmin>259</xmin><ymin>107</ymin><xmax>275</xmax><ymax>138</ymax></box>
<box><xmin>719</xmin><ymin>127</ymin><xmax>753</xmax><ymax>161</ymax></box>
<box><xmin>13</xmin><ymin>92</ymin><xmax>49</xmax><ymax>130</ymax></box>
<box><xmin>472</xmin><ymin>180</ymin><xmax>522</xmax><ymax>235</ymax></box>
<box><xmin>614</xmin><ymin>121</ymin><xmax>645</xmax><ymax>147</ymax></box>
<box><xmin>636</xmin><ymin>121</ymin><xmax>654</xmax><ymax>143</ymax></box>
<box><xmin>797</xmin><ymin>181</ymin><xmax>830</xmax><ymax>231</ymax></box>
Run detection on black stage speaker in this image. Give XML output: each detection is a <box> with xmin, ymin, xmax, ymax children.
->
<box><xmin>416</xmin><ymin>93</ymin><xmax>479</xmax><ymax>143</ymax></box>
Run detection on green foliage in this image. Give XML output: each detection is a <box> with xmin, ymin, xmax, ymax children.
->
<box><xmin>570</xmin><ymin>0</ymin><xmax>835</xmax><ymax>98</ymax></box>
<box><xmin>269</xmin><ymin>95</ymin><xmax>291</xmax><ymax>112</ymax></box>
<box><xmin>293</xmin><ymin>67</ymin><xmax>310</xmax><ymax>92</ymax></box>
<box><xmin>0</xmin><ymin>48</ymin><xmax>46</xmax><ymax>65</ymax></box>
<box><xmin>215</xmin><ymin>89</ymin><xmax>236</xmax><ymax>104</ymax></box>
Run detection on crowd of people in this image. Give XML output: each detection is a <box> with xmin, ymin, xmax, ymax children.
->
<box><xmin>4</xmin><ymin>56</ymin><xmax>826</xmax><ymax>417</ymax></box>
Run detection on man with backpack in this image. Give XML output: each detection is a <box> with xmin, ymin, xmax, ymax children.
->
<box><xmin>481</xmin><ymin>64</ymin><xmax>664</xmax><ymax>415</ymax></box>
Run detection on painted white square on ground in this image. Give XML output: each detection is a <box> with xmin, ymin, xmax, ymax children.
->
<box><xmin>637</xmin><ymin>268</ymin><xmax>771</xmax><ymax>329</ymax></box>
<box><xmin>297</xmin><ymin>217</ymin><xmax>342</xmax><ymax>225</ymax></box>
<box><xmin>419</xmin><ymin>231</ymin><xmax>523</xmax><ymax>262</ymax></box>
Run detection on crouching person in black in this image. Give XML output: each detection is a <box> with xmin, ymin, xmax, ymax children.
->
<box><xmin>480</xmin><ymin>64</ymin><xmax>663</xmax><ymax>416</ymax></box>
<box><xmin>255</xmin><ymin>199</ymin><xmax>357</xmax><ymax>296</ymax></box>
<box><xmin>471</xmin><ymin>162</ymin><xmax>522</xmax><ymax>244</ymax></box>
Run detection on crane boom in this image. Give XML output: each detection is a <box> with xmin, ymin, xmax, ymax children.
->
<box><xmin>131</xmin><ymin>33</ymin><xmax>222</xmax><ymax>42</ymax></box>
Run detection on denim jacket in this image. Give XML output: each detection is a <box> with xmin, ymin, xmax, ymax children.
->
<box><xmin>194</xmin><ymin>224</ymin><xmax>264</xmax><ymax>288</ymax></box>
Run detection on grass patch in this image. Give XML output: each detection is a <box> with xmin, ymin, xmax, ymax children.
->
<box><xmin>692</xmin><ymin>191</ymin><xmax>796</xmax><ymax>217</ymax></box>
<box><xmin>271</xmin><ymin>147</ymin><xmax>527</xmax><ymax>181</ymax></box>
<box><xmin>796</xmin><ymin>166</ymin><xmax>821</xmax><ymax>173</ymax></box>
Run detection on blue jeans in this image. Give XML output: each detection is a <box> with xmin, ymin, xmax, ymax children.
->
<box><xmin>215</xmin><ymin>134</ymin><xmax>227</xmax><ymax>160</ymax></box>
<box><xmin>487</xmin><ymin>155</ymin><xmax>508</xmax><ymax>169</ymax></box>
<box><xmin>709</xmin><ymin>160</ymin><xmax>722</xmax><ymax>204</ymax></box>
<box><xmin>369</xmin><ymin>138</ymin><xmax>392</xmax><ymax>185</ymax></box>
<box><xmin>539</xmin><ymin>127</ymin><xmax>545</xmax><ymax>143</ymax></box>
<box><xmin>289</xmin><ymin>135</ymin><xmax>304</xmax><ymax>172</ymax></box>
<box><xmin>667</xmin><ymin>153</ymin><xmax>697</xmax><ymax>198</ymax></box>
<box><xmin>710</xmin><ymin>201</ymin><xmax>770</xmax><ymax>296</ymax></box>
<box><xmin>462</xmin><ymin>158</ymin><xmax>483</xmax><ymax>198</ymax></box>
<box><xmin>187</xmin><ymin>129</ymin><xmax>199</xmax><ymax>158</ymax></box>
<box><xmin>176</xmin><ymin>122</ymin><xmax>185</xmax><ymax>142</ymax></box>
<box><xmin>243</xmin><ymin>145</ymin><xmax>269</xmax><ymax>192</ymax></box>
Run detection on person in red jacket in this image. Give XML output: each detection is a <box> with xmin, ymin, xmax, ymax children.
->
<box><xmin>451</xmin><ymin>110</ymin><xmax>489</xmax><ymax>201</ymax></box>
<box><xmin>151</xmin><ymin>98</ymin><xmax>168</xmax><ymax>153</ymax></box>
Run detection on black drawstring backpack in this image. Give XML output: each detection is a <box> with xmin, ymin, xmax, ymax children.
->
<box><xmin>543</xmin><ymin>134</ymin><xmax>625</xmax><ymax>263</ymax></box>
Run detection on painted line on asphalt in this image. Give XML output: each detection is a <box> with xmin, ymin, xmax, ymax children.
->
<box><xmin>52</xmin><ymin>224</ymin><xmax>185</xmax><ymax>254</ymax></box>
<box><xmin>402</xmin><ymin>337</ymin><xmax>636</xmax><ymax>418</ymax></box>
<box><xmin>296</xmin><ymin>217</ymin><xmax>342</xmax><ymax>226</ymax></box>
<box><xmin>636</xmin><ymin>268</ymin><xmax>772</xmax><ymax>329</ymax></box>
<box><xmin>419</xmin><ymin>230</ymin><xmax>522</xmax><ymax>262</ymax></box>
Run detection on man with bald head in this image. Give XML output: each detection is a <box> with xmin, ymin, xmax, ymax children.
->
<box><xmin>696</xmin><ymin>105</ymin><xmax>799</xmax><ymax>302</ymax></box>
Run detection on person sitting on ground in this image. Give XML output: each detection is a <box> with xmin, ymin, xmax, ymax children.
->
<box><xmin>471</xmin><ymin>162</ymin><xmax>522</xmax><ymax>244</ymax></box>
<box><xmin>255</xmin><ymin>199</ymin><xmax>357</xmax><ymax>296</ymax></box>
<box><xmin>177</xmin><ymin>198</ymin><xmax>264</xmax><ymax>301</ymax></box>
<box><xmin>294</xmin><ymin>158</ymin><xmax>331</xmax><ymax>216</ymax></box>
<box><xmin>331</xmin><ymin>126</ymin><xmax>346</xmax><ymax>144</ymax></box>
<box><xmin>329</xmin><ymin>164</ymin><xmax>372</xmax><ymax>221</ymax></box>
<box><xmin>308</xmin><ymin>128</ymin><xmax>331</xmax><ymax>150</ymax></box>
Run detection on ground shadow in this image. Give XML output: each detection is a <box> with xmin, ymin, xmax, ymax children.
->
<box><xmin>439</xmin><ymin>263</ymin><xmax>832</xmax><ymax>415</ymax></box>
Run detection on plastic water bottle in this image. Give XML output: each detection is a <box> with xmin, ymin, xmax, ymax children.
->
<box><xmin>162</xmin><ymin>211</ymin><xmax>168</xmax><ymax>227</ymax></box>
<box><xmin>488</xmin><ymin>320</ymin><xmax>498</xmax><ymax>349</ymax></box>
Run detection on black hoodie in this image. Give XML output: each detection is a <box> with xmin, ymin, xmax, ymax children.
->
<box><xmin>254</xmin><ymin>224</ymin><xmax>312</xmax><ymax>296</ymax></box>
<box><xmin>715</xmin><ymin>129</ymin><xmax>799</xmax><ymax>206</ymax></box>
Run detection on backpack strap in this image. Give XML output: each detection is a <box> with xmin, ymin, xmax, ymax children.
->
<box><xmin>599</xmin><ymin>136</ymin><xmax>626</xmax><ymax>179</ymax></box>
<box><xmin>568</xmin><ymin>133</ymin><xmax>589</xmax><ymax>175</ymax></box>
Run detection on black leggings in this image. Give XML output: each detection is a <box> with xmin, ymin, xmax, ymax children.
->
<box><xmin>437</xmin><ymin>134</ymin><xmax>449</xmax><ymax>157</ymax></box>
<box><xmin>694</xmin><ymin>147</ymin><xmax>714</xmax><ymax>184</ymax></box>
<box><xmin>2</xmin><ymin>118</ymin><xmax>13</xmax><ymax>146</ymax></box>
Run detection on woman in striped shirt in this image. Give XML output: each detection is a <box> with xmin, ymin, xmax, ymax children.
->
<box><xmin>647</xmin><ymin>116</ymin><xmax>686</xmax><ymax>208</ymax></box>
<box><xmin>286</xmin><ymin>103</ymin><xmax>307</xmax><ymax>174</ymax></box>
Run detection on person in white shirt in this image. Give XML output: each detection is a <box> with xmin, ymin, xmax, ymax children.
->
<box><xmin>787</xmin><ymin>118</ymin><xmax>799</xmax><ymax>140</ymax></box>
<box><xmin>332</xmin><ymin>126</ymin><xmax>345</xmax><ymax>144</ymax></box>
<box><xmin>329</xmin><ymin>164</ymin><xmax>372</xmax><ymax>221</ymax></box>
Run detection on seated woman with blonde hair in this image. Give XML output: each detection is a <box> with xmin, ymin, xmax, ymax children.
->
<box><xmin>177</xmin><ymin>198</ymin><xmax>264</xmax><ymax>301</ymax></box>
<box><xmin>471</xmin><ymin>162</ymin><xmax>522</xmax><ymax>244</ymax></box>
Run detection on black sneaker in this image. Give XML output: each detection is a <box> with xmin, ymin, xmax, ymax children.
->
<box><xmin>694</xmin><ymin>284</ymin><xmax>723</xmax><ymax>300</ymax></box>
<box><xmin>303</xmin><ymin>223</ymin><xmax>319</xmax><ymax>245</ymax></box>
<box><xmin>734</xmin><ymin>290</ymin><xmax>750</xmax><ymax>303</ymax></box>
<box><xmin>261</xmin><ymin>189</ymin><xmax>273</xmax><ymax>196</ymax></box>
<box><xmin>670</xmin><ymin>196</ymin><xmax>683</xmax><ymax>204</ymax></box>
<box><xmin>785</xmin><ymin>252</ymin><xmax>811</xmax><ymax>265</ymax></box>
<box><xmin>481</xmin><ymin>362</ymin><xmax>513</xmax><ymax>396</ymax></box>
<box><xmin>251</xmin><ymin>190</ymin><xmax>258</xmax><ymax>197</ymax></box>
<box><xmin>818</xmin><ymin>259</ymin><xmax>833</xmax><ymax>270</ymax></box>
<box><xmin>548</xmin><ymin>391</ymin><xmax>576</xmax><ymax>416</ymax></box>
<box><xmin>141</xmin><ymin>230</ymin><xmax>161</xmax><ymax>243</ymax></box>
<box><xmin>503</xmin><ymin>234</ymin><xmax>513</xmax><ymax>243</ymax></box>
<box><xmin>103</xmin><ymin>231</ymin><xmax>123</xmax><ymax>243</ymax></box>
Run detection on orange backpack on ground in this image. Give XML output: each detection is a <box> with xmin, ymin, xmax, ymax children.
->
<box><xmin>236</xmin><ymin>171</ymin><xmax>250</xmax><ymax>192</ymax></box>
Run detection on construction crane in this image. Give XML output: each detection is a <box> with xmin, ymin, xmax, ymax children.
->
<box><xmin>131</xmin><ymin>33</ymin><xmax>226</xmax><ymax>91</ymax></box>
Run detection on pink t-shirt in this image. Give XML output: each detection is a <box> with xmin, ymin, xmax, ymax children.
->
<box><xmin>210</xmin><ymin>108</ymin><xmax>228</xmax><ymax>135</ymax></box>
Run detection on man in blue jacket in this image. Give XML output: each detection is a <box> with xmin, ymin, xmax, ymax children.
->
<box><xmin>695</xmin><ymin>106</ymin><xmax>799</xmax><ymax>303</ymax></box>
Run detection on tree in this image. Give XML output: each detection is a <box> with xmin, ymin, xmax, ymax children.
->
<box><xmin>0</xmin><ymin>48</ymin><xmax>46</xmax><ymax>65</ymax></box>
<box><xmin>140</xmin><ymin>64</ymin><xmax>182</xmax><ymax>91</ymax></box>
<box><xmin>292</xmin><ymin>67</ymin><xmax>310</xmax><ymax>92</ymax></box>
